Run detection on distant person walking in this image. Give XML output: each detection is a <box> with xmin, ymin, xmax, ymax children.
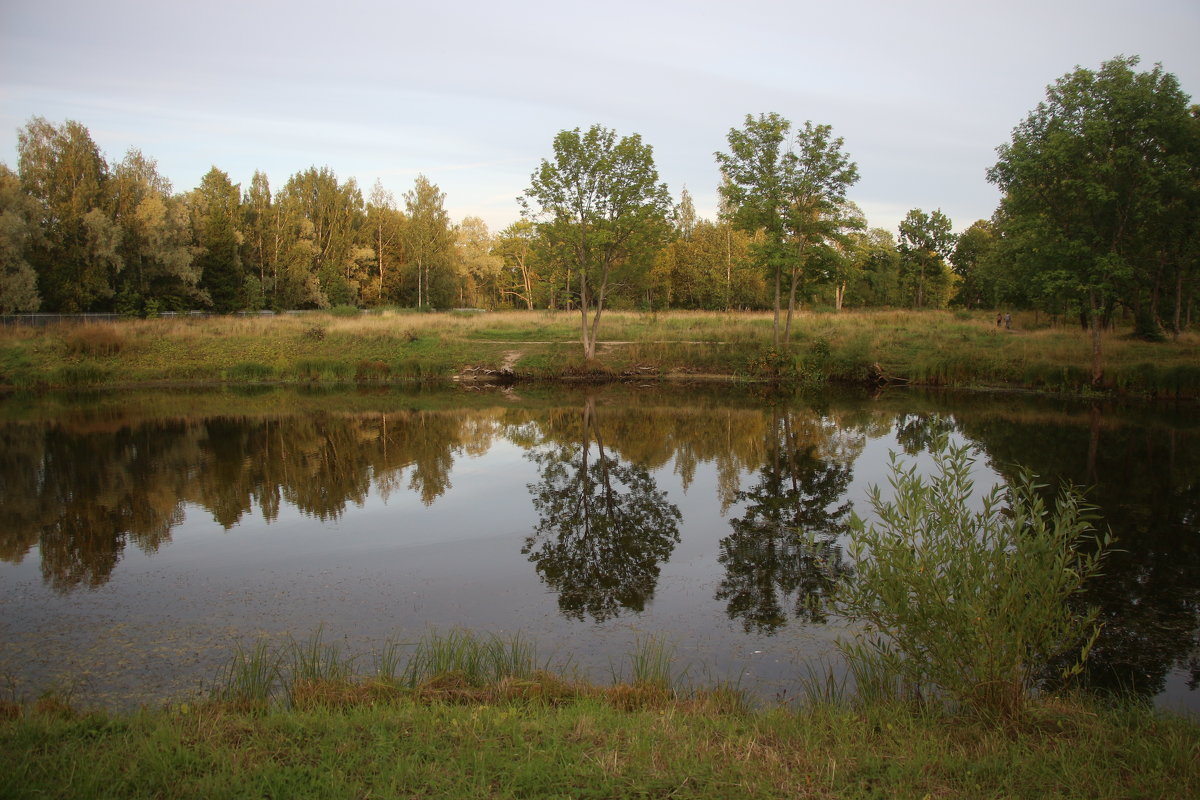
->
<box><xmin>996</xmin><ymin>313</ymin><xmax>1002</xmax><ymax>328</ymax></box>
<box><xmin>1004</xmin><ymin>313</ymin><xmax>1012</xmax><ymax>330</ymax></box>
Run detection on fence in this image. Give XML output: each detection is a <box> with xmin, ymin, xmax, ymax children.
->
<box><xmin>0</xmin><ymin>311</ymin><xmax>283</xmax><ymax>327</ymax></box>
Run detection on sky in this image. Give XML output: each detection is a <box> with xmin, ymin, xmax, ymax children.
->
<box><xmin>2</xmin><ymin>0</ymin><xmax>1198</xmax><ymax>235</ymax></box>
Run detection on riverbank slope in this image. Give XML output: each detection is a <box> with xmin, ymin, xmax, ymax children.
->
<box><xmin>2</xmin><ymin>309</ymin><xmax>1198</xmax><ymax>398</ymax></box>
<box><xmin>3</xmin><ymin>684</ymin><xmax>1197</xmax><ymax>799</ymax></box>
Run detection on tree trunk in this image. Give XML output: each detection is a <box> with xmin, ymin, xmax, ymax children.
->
<box><xmin>579</xmin><ymin>268</ymin><xmax>593</xmax><ymax>360</ymax></box>
<box><xmin>725</xmin><ymin>227</ymin><xmax>732</xmax><ymax>313</ymax></box>
<box><xmin>784</xmin><ymin>265</ymin><xmax>799</xmax><ymax>341</ymax></box>
<box><xmin>772</xmin><ymin>264</ymin><xmax>782</xmax><ymax>347</ymax></box>
<box><xmin>1088</xmin><ymin>288</ymin><xmax>1104</xmax><ymax>387</ymax></box>
<box><xmin>1173</xmin><ymin>267</ymin><xmax>1184</xmax><ymax>341</ymax></box>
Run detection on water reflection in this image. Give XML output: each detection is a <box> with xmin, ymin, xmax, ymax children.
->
<box><xmin>952</xmin><ymin>405</ymin><xmax>1200</xmax><ymax>701</ymax></box>
<box><xmin>523</xmin><ymin>398</ymin><xmax>682</xmax><ymax>621</ymax></box>
<box><xmin>0</xmin><ymin>409</ymin><xmax>502</xmax><ymax>590</ymax></box>
<box><xmin>717</xmin><ymin>409</ymin><xmax>855</xmax><ymax>632</ymax></box>
<box><xmin>1</xmin><ymin>388</ymin><xmax>1197</xmax><ymax>708</ymax></box>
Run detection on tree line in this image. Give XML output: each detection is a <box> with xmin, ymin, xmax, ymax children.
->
<box><xmin>2</xmin><ymin>56</ymin><xmax>1196</xmax><ymax>348</ymax></box>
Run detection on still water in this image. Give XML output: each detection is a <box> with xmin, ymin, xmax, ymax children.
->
<box><xmin>1</xmin><ymin>385</ymin><xmax>1196</xmax><ymax>711</ymax></box>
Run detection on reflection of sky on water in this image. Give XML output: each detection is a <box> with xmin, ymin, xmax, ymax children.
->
<box><xmin>1</xmin><ymin>395</ymin><xmax>1196</xmax><ymax>714</ymax></box>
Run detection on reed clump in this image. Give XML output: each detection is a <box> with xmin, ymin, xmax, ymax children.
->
<box><xmin>63</xmin><ymin>324</ymin><xmax>126</xmax><ymax>357</ymax></box>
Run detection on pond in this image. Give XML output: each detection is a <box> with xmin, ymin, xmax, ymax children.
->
<box><xmin>1</xmin><ymin>384</ymin><xmax>1197</xmax><ymax>712</ymax></box>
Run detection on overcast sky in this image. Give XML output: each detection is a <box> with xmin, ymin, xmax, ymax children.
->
<box><xmin>2</xmin><ymin>0</ymin><xmax>1197</xmax><ymax>235</ymax></box>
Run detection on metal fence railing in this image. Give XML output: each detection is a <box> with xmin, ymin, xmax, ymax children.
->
<box><xmin>0</xmin><ymin>311</ymin><xmax>288</xmax><ymax>327</ymax></box>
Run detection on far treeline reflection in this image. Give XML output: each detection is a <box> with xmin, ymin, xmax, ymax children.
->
<box><xmin>0</xmin><ymin>390</ymin><xmax>1197</xmax><ymax>701</ymax></box>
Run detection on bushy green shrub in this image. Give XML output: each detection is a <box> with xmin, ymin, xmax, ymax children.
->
<box><xmin>837</xmin><ymin>439</ymin><xmax>1110</xmax><ymax>718</ymax></box>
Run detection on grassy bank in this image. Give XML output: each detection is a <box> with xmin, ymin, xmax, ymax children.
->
<box><xmin>4</xmin><ymin>629</ymin><xmax>1199</xmax><ymax>798</ymax></box>
<box><xmin>4</xmin><ymin>680</ymin><xmax>1197</xmax><ymax>799</ymax></box>
<box><xmin>2</xmin><ymin>308</ymin><xmax>1198</xmax><ymax>397</ymax></box>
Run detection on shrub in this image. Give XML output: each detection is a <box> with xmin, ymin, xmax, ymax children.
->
<box><xmin>837</xmin><ymin>438</ymin><xmax>1110</xmax><ymax>718</ymax></box>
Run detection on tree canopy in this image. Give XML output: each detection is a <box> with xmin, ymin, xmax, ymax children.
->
<box><xmin>716</xmin><ymin>114</ymin><xmax>860</xmax><ymax>343</ymax></box>
<box><xmin>3</xmin><ymin>60</ymin><xmax>1197</xmax><ymax>340</ymax></box>
<box><xmin>988</xmin><ymin>55</ymin><xmax>1199</xmax><ymax>380</ymax></box>
<box><xmin>522</xmin><ymin>125</ymin><xmax>672</xmax><ymax>359</ymax></box>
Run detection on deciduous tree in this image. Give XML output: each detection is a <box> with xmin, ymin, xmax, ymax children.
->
<box><xmin>898</xmin><ymin>208</ymin><xmax>956</xmax><ymax>309</ymax></box>
<box><xmin>987</xmin><ymin>56</ymin><xmax>1197</xmax><ymax>383</ymax></box>
<box><xmin>522</xmin><ymin>125</ymin><xmax>672</xmax><ymax>359</ymax></box>
<box><xmin>17</xmin><ymin>117</ymin><xmax>118</xmax><ymax>311</ymax></box>
<box><xmin>0</xmin><ymin>164</ymin><xmax>42</xmax><ymax>312</ymax></box>
<box><xmin>716</xmin><ymin>114</ymin><xmax>859</xmax><ymax>343</ymax></box>
<box><xmin>402</xmin><ymin>174</ymin><xmax>455</xmax><ymax>309</ymax></box>
<box><xmin>191</xmin><ymin>167</ymin><xmax>243</xmax><ymax>313</ymax></box>
<box><xmin>111</xmin><ymin>150</ymin><xmax>196</xmax><ymax>313</ymax></box>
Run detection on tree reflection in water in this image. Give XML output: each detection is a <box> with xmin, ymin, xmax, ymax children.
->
<box><xmin>716</xmin><ymin>409</ymin><xmax>854</xmax><ymax>632</ymax></box>
<box><xmin>2</xmin><ymin>389</ymin><xmax>1197</xmax><ymax>709</ymax></box>
<box><xmin>523</xmin><ymin>398</ymin><xmax>682</xmax><ymax>622</ymax></box>
<box><xmin>0</xmin><ymin>409</ymin><xmax>490</xmax><ymax>593</ymax></box>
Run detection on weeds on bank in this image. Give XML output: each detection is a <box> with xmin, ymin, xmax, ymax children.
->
<box><xmin>4</xmin><ymin>679</ymin><xmax>1197</xmax><ymax>799</ymax></box>
<box><xmin>3</xmin><ymin>309</ymin><xmax>1199</xmax><ymax>396</ymax></box>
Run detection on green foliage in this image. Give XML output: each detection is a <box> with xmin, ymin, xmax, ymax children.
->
<box><xmin>4</xmin><ymin>654</ymin><xmax>1199</xmax><ymax>799</ymax></box>
<box><xmin>193</xmin><ymin>167</ymin><xmax>245</xmax><ymax>313</ymax></box>
<box><xmin>294</xmin><ymin>359</ymin><xmax>351</xmax><ymax>382</ymax></box>
<box><xmin>402</xmin><ymin>175</ymin><xmax>456</xmax><ymax>309</ymax></box>
<box><xmin>402</xmin><ymin>629</ymin><xmax>540</xmax><ymax>688</ymax></box>
<box><xmin>0</xmin><ymin>164</ymin><xmax>42</xmax><ymax>313</ymax></box>
<box><xmin>715</xmin><ymin>113</ymin><xmax>861</xmax><ymax>341</ymax></box>
<box><xmin>610</xmin><ymin>635</ymin><xmax>681</xmax><ymax>690</ymax></box>
<box><xmin>353</xmin><ymin>359</ymin><xmax>390</xmax><ymax>381</ymax></box>
<box><xmin>838</xmin><ymin>438</ymin><xmax>1111</xmax><ymax>718</ymax></box>
<box><xmin>522</xmin><ymin>124</ymin><xmax>672</xmax><ymax>358</ymax></box>
<box><xmin>52</xmin><ymin>363</ymin><xmax>111</xmax><ymax>386</ymax></box>
<box><xmin>216</xmin><ymin>640</ymin><xmax>282</xmax><ymax>710</ymax></box>
<box><xmin>988</xmin><ymin>56</ymin><xmax>1199</xmax><ymax>374</ymax></box>
<box><xmin>898</xmin><ymin>208</ymin><xmax>957</xmax><ymax>309</ymax></box>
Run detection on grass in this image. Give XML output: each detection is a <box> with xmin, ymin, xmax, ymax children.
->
<box><xmin>1</xmin><ymin>308</ymin><xmax>1197</xmax><ymax>397</ymax></box>
<box><xmin>2</xmin><ymin>669</ymin><xmax>1197</xmax><ymax>798</ymax></box>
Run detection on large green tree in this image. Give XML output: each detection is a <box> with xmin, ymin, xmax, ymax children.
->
<box><xmin>361</xmin><ymin>180</ymin><xmax>406</xmax><ymax>307</ymax></box>
<box><xmin>897</xmin><ymin>208</ymin><xmax>956</xmax><ymax>309</ymax></box>
<box><xmin>987</xmin><ymin>56</ymin><xmax>1197</xmax><ymax>383</ymax></box>
<box><xmin>191</xmin><ymin>167</ymin><xmax>243</xmax><ymax>313</ymax></box>
<box><xmin>455</xmin><ymin>216</ymin><xmax>502</xmax><ymax>308</ymax></box>
<box><xmin>276</xmin><ymin>166</ymin><xmax>367</xmax><ymax>308</ymax></box>
<box><xmin>522</xmin><ymin>125</ymin><xmax>672</xmax><ymax>359</ymax></box>
<box><xmin>494</xmin><ymin>219</ymin><xmax>541</xmax><ymax>309</ymax></box>
<box><xmin>111</xmin><ymin>150</ymin><xmax>197</xmax><ymax>313</ymax></box>
<box><xmin>17</xmin><ymin>117</ymin><xmax>119</xmax><ymax>311</ymax></box>
<box><xmin>949</xmin><ymin>219</ymin><xmax>1005</xmax><ymax>309</ymax></box>
<box><xmin>0</xmin><ymin>164</ymin><xmax>42</xmax><ymax>312</ymax></box>
<box><xmin>402</xmin><ymin>174</ymin><xmax>455</xmax><ymax>309</ymax></box>
<box><xmin>241</xmin><ymin>171</ymin><xmax>278</xmax><ymax>310</ymax></box>
<box><xmin>716</xmin><ymin>114</ymin><xmax>860</xmax><ymax>344</ymax></box>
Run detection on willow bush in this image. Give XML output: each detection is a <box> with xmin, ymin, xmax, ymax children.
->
<box><xmin>837</xmin><ymin>438</ymin><xmax>1111</xmax><ymax>718</ymax></box>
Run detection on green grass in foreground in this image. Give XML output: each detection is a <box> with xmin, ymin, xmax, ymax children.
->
<box><xmin>3</xmin><ymin>685</ymin><xmax>1197</xmax><ymax>799</ymax></box>
<box><xmin>3</xmin><ymin>629</ymin><xmax>1198</xmax><ymax>799</ymax></box>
